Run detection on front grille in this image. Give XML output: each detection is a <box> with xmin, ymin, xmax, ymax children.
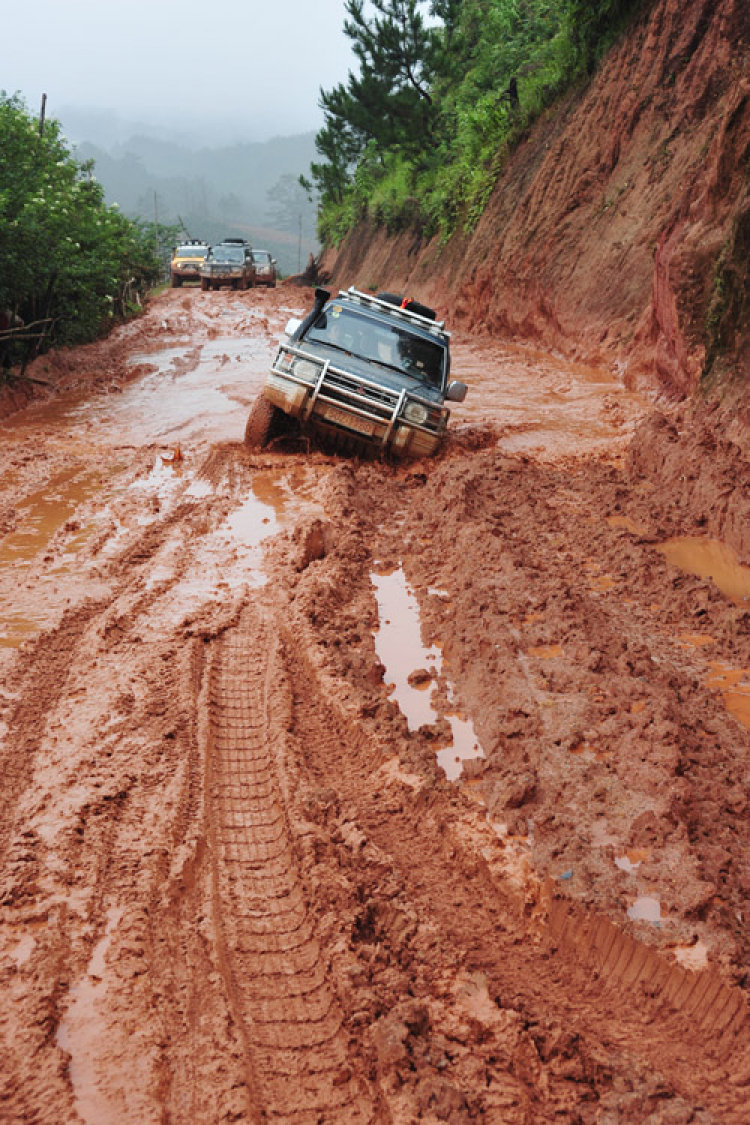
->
<box><xmin>271</xmin><ymin>345</ymin><xmax>447</xmax><ymax>442</ymax></box>
<box><xmin>321</xmin><ymin>368</ymin><xmax>401</xmax><ymax>419</ymax></box>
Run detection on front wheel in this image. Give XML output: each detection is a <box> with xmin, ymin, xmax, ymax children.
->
<box><xmin>244</xmin><ymin>395</ymin><xmax>284</xmax><ymax>449</ymax></box>
<box><xmin>200</xmin><ymin>278</ymin><xmax>209</xmax><ymax>291</ymax></box>
<box><xmin>171</xmin><ymin>275</ymin><xmax>182</xmax><ymax>289</ymax></box>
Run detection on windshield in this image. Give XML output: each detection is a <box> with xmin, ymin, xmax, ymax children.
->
<box><xmin>306</xmin><ymin>306</ymin><xmax>446</xmax><ymax>389</ymax></box>
<box><xmin>252</xmin><ymin>251</ymin><xmax>271</xmax><ymax>265</ymax></box>
<box><xmin>175</xmin><ymin>245</ymin><xmax>207</xmax><ymax>258</ymax></box>
<box><xmin>210</xmin><ymin>246</ymin><xmax>244</xmax><ymax>263</ymax></box>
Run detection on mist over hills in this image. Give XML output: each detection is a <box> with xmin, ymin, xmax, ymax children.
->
<box><xmin>64</xmin><ymin>109</ymin><xmax>320</xmax><ymax>275</ymax></box>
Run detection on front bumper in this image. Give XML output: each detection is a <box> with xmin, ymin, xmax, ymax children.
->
<box><xmin>265</xmin><ymin>344</ymin><xmax>449</xmax><ymax>457</ymax></box>
<box><xmin>199</xmin><ymin>269</ymin><xmax>245</xmax><ymax>287</ymax></box>
<box><xmin>172</xmin><ymin>264</ymin><xmax>202</xmax><ymax>280</ymax></box>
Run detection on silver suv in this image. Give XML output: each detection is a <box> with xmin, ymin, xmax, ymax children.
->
<box><xmin>244</xmin><ymin>287</ymin><xmax>467</xmax><ymax>458</ymax></box>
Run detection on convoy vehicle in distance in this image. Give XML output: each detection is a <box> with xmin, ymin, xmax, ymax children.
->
<box><xmin>199</xmin><ymin>241</ymin><xmax>256</xmax><ymax>291</ymax></box>
<box><xmin>170</xmin><ymin>240</ymin><xmax>209</xmax><ymax>287</ymax></box>
<box><xmin>251</xmin><ymin>250</ymin><xmax>277</xmax><ymax>287</ymax></box>
<box><xmin>244</xmin><ymin>286</ymin><xmax>467</xmax><ymax>458</ymax></box>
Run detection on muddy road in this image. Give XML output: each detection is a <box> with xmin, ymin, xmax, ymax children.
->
<box><xmin>1</xmin><ymin>287</ymin><xmax>749</xmax><ymax>1123</ymax></box>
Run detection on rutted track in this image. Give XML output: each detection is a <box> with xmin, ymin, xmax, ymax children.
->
<box><xmin>1</xmin><ymin>288</ymin><xmax>750</xmax><ymax>1121</ymax></box>
<box><xmin>205</xmin><ymin>608</ymin><xmax>377</xmax><ymax>1122</ymax></box>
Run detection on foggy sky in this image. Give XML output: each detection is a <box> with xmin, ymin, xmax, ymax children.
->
<box><xmin>3</xmin><ymin>0</ymin><xmax>357</xmax><ymax>144</ymax></box>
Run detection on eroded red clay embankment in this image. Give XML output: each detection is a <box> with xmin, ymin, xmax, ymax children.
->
<box><xmin>323</xmin><ymin>0</ymin><xmax>750</xmax><ymax>401</ymax></box>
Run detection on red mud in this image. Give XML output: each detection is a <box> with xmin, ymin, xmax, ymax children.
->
<box><xmin>1</xmin><ymin>287</ymin><xmax>749</xmax><ymax>1121</ymax></box>
<box><xmin>322</xmin><ymin>0</ymin><xmax>750</xmax><ymax>404</ymax></box>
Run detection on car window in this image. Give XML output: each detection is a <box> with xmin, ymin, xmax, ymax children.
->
<box><xmin>176</xmin><ymin>245</ymin><xmax>207</xmax><ymax>258</ymax></box>
<box><xmin>307</xmin><ymin>307</ymin><xmax>446</xmax><ymax>389</ymax></box>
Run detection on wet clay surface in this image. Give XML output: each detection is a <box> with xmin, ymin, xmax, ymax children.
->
<box><xmin>1</xmin><ymin>288</ymin><xmax>750</xmax><ymax>1122</ymax></box>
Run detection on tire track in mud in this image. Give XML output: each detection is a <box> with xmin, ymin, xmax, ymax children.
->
<box><xmin>282</xmin><ymin>614</ymin><xmax>750</xmax><ymax>1122</ymax></box>
<box><xmin>205</xmin><ymin>605</ymin><xmax>377</xmax><ymax>1124</ymax></box>
<box><xmin>0</xmin><ymin>600</ymin><xmax>109</xmax><ymax>861</ymax></box>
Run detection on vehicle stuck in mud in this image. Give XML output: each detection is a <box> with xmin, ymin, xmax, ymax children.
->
<box><xmin>244</xmin><ymin>287</ymin><xmax>467</xmax><ymax>457</ymax></box>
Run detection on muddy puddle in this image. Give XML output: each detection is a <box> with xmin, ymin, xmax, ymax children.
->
<box><xmin>0</xmin><ymin>327</ymin><xmax>281</xmax><ymax>648</ymax></box>
<box><xmin>706</xmin><ymin>662</ymin><xmax>750</xmax><ymax>729</ymax></box>
<box><xmin>0</xmin><ymin>335</ymin><xmax>270</xmax><ymax>453</ymax></box>
<box><xmin>134</xmin><ymin>463</ymin><xmax>324</xmax><ymax>636</ymax></box>
<box><xmin>0</xmin><ymin>467</ymin><xmax>119</xmax><ymax>648</ymax></box>
<box><xmin>450</xmin><ymin>338</ymin><xmax>646</xmax><ymax>456</ymax></box>
<box><xmin>657</xmin><ymin>535</ymin><xmax>750</xmax><ymax>605</ymax></box>
<box><xmin>372</xmin><ymin>564</ymin><xmax>484</xmax><ymax>779</ymax></box>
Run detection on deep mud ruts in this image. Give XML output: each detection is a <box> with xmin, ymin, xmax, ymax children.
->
<box><xmin>1</xmin><ymin>288</ymin><xmax>749</xmax><ymax>1122</ymax></box>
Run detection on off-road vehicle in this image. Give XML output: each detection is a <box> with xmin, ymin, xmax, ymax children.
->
<box><xmin>199</xmin><ymin>242</ymin><xmax>256</xmax><ymax>291</ymax></box>
<box><xmin>251</xmin><ymin>249</ymin><xmax>277</xmax><ymax>287</ymax></box>
<box><xmin>170</xmin><ymin>240</ymin><xmax>209</xmax><ymax>287</ymax></box>
<box><xmin>244</xmin><ymin>287</ymin><xmax>467</xmax><ymax>458</ymax></box>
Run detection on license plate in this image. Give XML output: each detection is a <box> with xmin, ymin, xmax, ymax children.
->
<box><xmin>322</xmin><ymin>405</ymin><xmax>375</xmax><ymax>436</ymax></box>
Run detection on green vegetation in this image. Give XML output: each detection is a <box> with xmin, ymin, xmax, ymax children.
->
<box><xmin>309</xmin><ymin>0</ymin><xmax>648</xmax><ymax>246</ymax></box>
<box><xmin>0</xmin><ymin>93</ymin><xmax>169</xmax><ymax>377</ymax></box>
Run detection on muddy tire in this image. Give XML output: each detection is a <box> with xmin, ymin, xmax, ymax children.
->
<box><xmin>200</xmin><ymin>278</ymin><xmax>209</xmax><ymax>292</ymax></box>
<box><xmin>171</xmin><ymin>275</ymin><xmax>182</xmax><ymax>289</ymax></box>
<box><xmin>244</xmin><ymin>395</ymin><xmax>283</xmax><ymax>449</ymax></box>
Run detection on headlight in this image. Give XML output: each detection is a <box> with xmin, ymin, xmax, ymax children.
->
<box><xmin>292</xmin><ymin>358</ymin><xmax>319</xmax><ymax>382</ymax></box>
<box><xmin>403</xmin><ymin>401</ymin><xmax>429</xmax><ymax>425</ymax></box>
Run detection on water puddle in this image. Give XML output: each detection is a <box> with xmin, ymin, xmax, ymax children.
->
<box><xmin>657</xmin><ymin>537</ymin><xmax>750</xmax><ymax>605</ymax></box>
<box><xmin>372</xmin><ymin>565</ymin><xmax>443</xmax><ymax>731</ymax></box>
<box><xmin>627</xmin><ymin>895</ymin><xmax>662</xmax><ymax>924</ymax></box>
<box><xmin>9</xmin><ymin>932</ymin><xmax>36</xmax><ymax>967</ymax></box>
<box><xmin>0</xmin><ymin>467</ymin><xmax>116</xmax><ymax>647</ymax></box>
<box><xmin>705</xmin><ymin>661</ymin><xmax>750</xmax><ymax>730</ymax></box>
<box><xmin>1</xmin><ymin>336</ymin><xmax>270</xmax><ymax>451</ymax></box>
<box><xmin>147</xmin><ymin>467</ymin><xmax>321</xmax><ymax>628</ymax></box>
<box><xmin>449</xmin><ymin>338</ymin><xmax>647</xmax><ymax>458</ymax></box>
<box><xmin>372</xmin><ymin>565</ymin><xmax>484</xmax><ymax>780</ymax></box>
<box><xmin>0</xmin><ymin>468</ymin><xmax>104</xmax><ymax>567</ymax></box>
<box><xmin>56</xmin><ymin>905</ymin><xmax>124</xmax><ymax>1124</ymax></box>
<box><xmin>672</xmin><ymin>940</ymin><xmax>710</xmax><ymax>971</ymax></box>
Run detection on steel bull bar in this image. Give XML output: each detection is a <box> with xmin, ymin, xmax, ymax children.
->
<box><xmin>271</xmin><ymin>346</ymin><xmax>447</xmax><ymax>448</ymax></box>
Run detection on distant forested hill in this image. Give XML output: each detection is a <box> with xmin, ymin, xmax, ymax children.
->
<box><xmin>74</xmin><ymin>129</ymin><xmax>320</xmax><ymax>275</ymax></box>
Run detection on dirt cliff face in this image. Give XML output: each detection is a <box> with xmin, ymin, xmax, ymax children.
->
<box><xmin>323</xmin><ymin>0</ymin><xmax>750</xmax><ymax>400</ymax></box>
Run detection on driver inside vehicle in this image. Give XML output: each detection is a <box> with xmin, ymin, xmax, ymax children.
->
<box><xmin>327</xmin><ymin>316</ymin><xmax>358</xmax><ymax>353</ymax></box>
<box><xmin>376</xmin><ymin>340</ymin><xmax>396</xmax><ymax>365</ymax></box>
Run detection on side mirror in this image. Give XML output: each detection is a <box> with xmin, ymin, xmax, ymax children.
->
<box><xmin>284</xmin><ymin>317</ymin><xmax>302</xmax><ymax>337</ymax></box>
<box><xmin>446</xmin><ymin>380</ymin><xmax>468</xmax><ymax>403</ymax></box>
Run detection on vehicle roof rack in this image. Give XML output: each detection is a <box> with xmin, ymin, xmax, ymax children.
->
<box><xmin>340</xmin><ymin>287</ymin><xmax>449</xmax><ymax>336</ymax></box>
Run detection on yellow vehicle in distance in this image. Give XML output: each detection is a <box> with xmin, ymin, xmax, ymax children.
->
<box><xmin>170</xmin><ymin>240</ymin><xmax>209</xmax><ymax>287</ymax></box>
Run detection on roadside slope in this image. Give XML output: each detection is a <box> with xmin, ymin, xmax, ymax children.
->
<box><xmin>322</xmin><ymin>0</ymin><xmax>750</xmax><ymax>399</ymax></box>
